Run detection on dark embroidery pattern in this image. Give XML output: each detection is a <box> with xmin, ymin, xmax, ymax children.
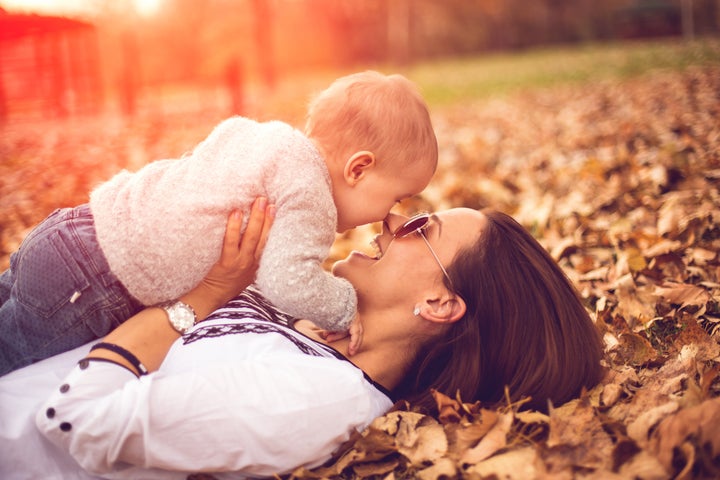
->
<box><xmin>182</xmin><ymin>288</ymin><xmax>342</xmax><ymax>360</ymax></box>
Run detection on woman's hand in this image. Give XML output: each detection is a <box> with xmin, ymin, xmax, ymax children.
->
<box><xmin>194</xmin><ymin>197</ymin><xmax>276</xmax><ymax>317</ymax></box>
<box><xmin>86</xmin><ymin>197</ymin><xmax>275</xmax><ymax>374</ymax></box>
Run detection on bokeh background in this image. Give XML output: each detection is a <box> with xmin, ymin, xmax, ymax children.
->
<box><xmin>2</xmin><ymin>0</ymin><xmax>719</xmax><ymax>123</ymax></box>
<box><xmin>2</xmin><ymin>3</ymin><xmax>720</xmax><ymax>478</ymax></box>
<box><xmin>1</xmin><ymin>0</ymin><xmax>719</xmax><ymax>269</ymax></box>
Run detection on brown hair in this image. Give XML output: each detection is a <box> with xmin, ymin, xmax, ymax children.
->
<box><xmin>396</xmin><ymin>209</ymin><xmax>604</xmax><ymax>412</ymax></box>
<box><xmin>305</xmin><ymin>71</ymin><xmax>438</xmax><ymax>172</ymax></box>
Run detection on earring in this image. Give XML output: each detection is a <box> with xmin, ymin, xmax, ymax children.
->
<box><xmin>413</xmin><ymin>306</ymin><xmax>421</xmax><ymax>316</ymax></box>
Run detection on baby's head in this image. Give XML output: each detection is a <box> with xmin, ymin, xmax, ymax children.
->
<box><xmin>305</xmin><ymin>71</ymin><xmax>438</xmax><ymax>232</ymax></box>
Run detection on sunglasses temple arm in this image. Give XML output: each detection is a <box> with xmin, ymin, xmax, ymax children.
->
<box><xmin>419</xmin><ymin>233</ymin><xmax>453</xmax><ymax>284</ymax></box>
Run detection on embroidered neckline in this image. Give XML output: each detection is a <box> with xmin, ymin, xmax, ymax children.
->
<box><xmin>183</xmin><ymin>288</ymin><xmax>393</xmax><ymax>399</ymax></box>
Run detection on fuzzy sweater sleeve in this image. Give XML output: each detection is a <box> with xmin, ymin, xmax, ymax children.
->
<box><xmin>90</xmin><ymin>115</ymin><xmax>356</xmax><ymax>329</ymax></box>
<box><xmin>254</xmin><ymin>140</ymin><xmax>358</xmax><ymax>331</ymax></box>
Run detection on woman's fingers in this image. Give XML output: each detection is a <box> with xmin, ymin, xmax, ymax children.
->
<box><xmin>239</xmin><ymin>197</ymin><xmax>274</xmax><ymax>262</ymax></box>
<box><xmin>222</xmin><ymin>210</ymin><xmax>244</xmax><ymax>263</ymax></box>
<box><xmin>255</xmin><ymin>204</ymin><xmax>275</xmax><ymax>259</ymax></box>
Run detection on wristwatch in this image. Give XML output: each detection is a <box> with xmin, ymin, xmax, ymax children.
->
<box><xmin>159</xmin><ymin>300</ymin><xmax>197</xmax><ymax>334</ymax></box>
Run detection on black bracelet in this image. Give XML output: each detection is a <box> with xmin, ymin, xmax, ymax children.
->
<box><xmin>90</xmin><ymin>342</ymin><xmax>148</xmax><ymax>376</ymax></box>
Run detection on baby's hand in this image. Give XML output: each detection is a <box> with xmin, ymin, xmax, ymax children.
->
<box><xmin>321</xmin><ymin>314</ymin><xmax>363</xmax><ymax>356</ymax></box>
<box><xmin>346</xmin><ymin>314</ymin><xmax>363</xmax><ymax>356</ymax></box>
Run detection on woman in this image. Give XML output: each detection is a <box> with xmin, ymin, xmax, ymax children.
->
<box><xmin>0</xmin><ymin>203</ymin><xmax>603</xmax><ymax>479</ymax></box>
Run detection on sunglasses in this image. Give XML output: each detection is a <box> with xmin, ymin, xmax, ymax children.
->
<box><xmin>392</xmin><ymin>213</ymin><xmax>453</xmax><ymax>288</ymax></box>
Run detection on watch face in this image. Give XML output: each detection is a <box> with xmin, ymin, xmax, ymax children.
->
<box><xmin>173</xmin><ymin>305</ymin><xmax>195</xmax><ymax>328</ymax></box>
<box><xmin>167</xmin><ymin>302</ymin><xmax>196</xmax><ymax>332</ymax></box>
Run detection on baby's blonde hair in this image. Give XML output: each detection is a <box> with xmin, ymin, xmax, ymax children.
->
<box><xmin>305</xmin><ymin>71</ymin><xmax>438</xmax><ymax>172</ymax></box>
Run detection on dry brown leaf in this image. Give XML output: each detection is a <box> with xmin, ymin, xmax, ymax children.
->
<box><xmin>514</xmin><ymin>410</ymin><xmax>550</xmax><ymax>426</ymax></box>
<box><xmin>688</xmin><ymin>247</ymin><xmax>718</xmax><ymax>265</ymax></box>
<box><xmin>653</xmin><ymin>282</ymin><xmax>712</xmax><ymax>309</ymax></box>
<box><xmin>607</xmin><ymin>345</ymin><xmax>699</xmax><ymax>428</ymax></box>
<box><xmin>616</xmin><ymin>450</ymin><xmax>668</xmax><ymax>480</ymax></box>
<box><xmin>620</xmin><ymin>246</ymin><xmax>649</xmax><ymax>274</ymax></box>
<box><xmin>649</xmin><ymin>396</ymin><xmax>720</xmax><ymax>477</ymax></box>
<box><xmin>645</xmin><ymin>252</ymin><xmax>687</xmax><ymax>283</ymax></box>
<box><xmin>671</xmin><ymin>314</ymin><xmax>720</xmax><ymax>362</ymax></box>
<box><xmin>642</xmin><ymin>239</ymin><xmax>684</xmax><ymax>258</ymax></box>
<box><xmin>321</xmin><ymin>426</ymin><xmax>398</xmax><ymax>476</ymax></box>
<box><xmin>613</xmin><ymin>274</ymin><xmax>658</xmax><ymax>330</ymax></box>
<box><xmin>396</xmin><ymin>418</ymin><xmax>447</xmax><ymax>466</ymax></box>
<box><xmin>430</xmin><ymin>389</ymin><xmax>462</xmax><ymax>424</ymax></box>
<box><xmin>465</xmin><ymin>446</ymin><xmax>542</xmax><ymax>479</ymax></box>
<box><xmin>614</xmin><ymin>331</ymin><xmax>660</xmax><ymax>366</ymax></box>
<box><xmin>460</xmin><ymin>411</ymin><xmax>514</xmax><ymax>465</ymax></box>
<box><xmin>600</xmin><ymin>383</ymin><xmax>624</xmax><ymax>408</ymax></box>
<box><xmin>351</xmin><ymin>458</ymin><xmax>399</xmax><ymax>478</ymax></box>
<box><xmin>445</xmin><ymin>416</ymin><xmax>498</xmax><ymax>461</ymax></box>
<box><xmin>657</xmin><ymin>200</ymin><xmax>683</xmax><ymax>238</ymax></box>
<box><xmin>545</xmin><ymin>395</ymin><xmax>614</xmax><ymax>471</ymax></box>
<box><xmin>626</xmin><ymin>401</ymin><xmax>680</xmax><ymax>448</ymax></box>
<box><xmin>415</xmin><ymin>457</ymin><xmax>457</xmax><ymax>480</ymax></box>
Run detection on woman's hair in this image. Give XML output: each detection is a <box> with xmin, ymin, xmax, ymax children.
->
<box><xmin>396</xmin><ymin>209</ymin><xmax>604</xmax><ymax>413</ymax></box>
<box><xmin>305</xmin><ymin>71</ymin><xmax>438</xmax><ymax>172</ymax></box>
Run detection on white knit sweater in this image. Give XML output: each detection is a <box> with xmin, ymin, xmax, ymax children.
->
<box><xmin>89</xmin><ymin>116</ymin><xmax>357</xmax><ymax>330</ymax></box>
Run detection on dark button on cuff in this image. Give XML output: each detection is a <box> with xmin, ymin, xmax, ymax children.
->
<box><xmin>79</xmin><ymin>359</ymin><xmax>89</xmax><ymax>370</ymax></box>
<box><xmin>59</xmin><ymin>384</ymin><xmax>70</xmax><ymax>393</ymax></box>
<box><xmin>60</xmin><ymin>422</ymin><xmax>72</xmax><ymax>432</ymax></box>
<box><xmin>46</xmin><ymin>408</ymin><xmax>55</xmax><ymax>419</ymax></box>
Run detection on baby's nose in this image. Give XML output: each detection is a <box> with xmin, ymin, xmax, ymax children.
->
<box><xmin>383</xmin><ymin>212</ymin><xmax>408</xmax><ymax>235</ymax></box>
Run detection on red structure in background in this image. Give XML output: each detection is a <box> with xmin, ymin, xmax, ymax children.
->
<box><xmin>0</xmin><ymin>9</ymin><xmax>103</xmax><ymax>124</ymax></box>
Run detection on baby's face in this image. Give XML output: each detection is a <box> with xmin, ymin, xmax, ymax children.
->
<box><xmin>334</xmin><ymin>160</ymin><xmax>434</xmax><ymax>233</ymax></box>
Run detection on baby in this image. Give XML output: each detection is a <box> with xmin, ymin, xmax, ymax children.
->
<box><xmin>0</xmin><ymin>71</ymin><xmax>438</xmax><ymax>375</ymax></box>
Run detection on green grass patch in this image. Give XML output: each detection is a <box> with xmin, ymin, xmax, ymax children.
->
<box><xmin>260</xmin><ymin>37</ymin><xmax>720</xmax><ymax>122</ymax></box>
<box><xmin>406</xmin><ymin>37</ymin><xmax>720</xmax><ymax>105</ymax></box>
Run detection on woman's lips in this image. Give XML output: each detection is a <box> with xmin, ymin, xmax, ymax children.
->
<box><xmin>349</xmin><ymin>236</ymin><xmax>384</xmax><ymax>261</ymax></box>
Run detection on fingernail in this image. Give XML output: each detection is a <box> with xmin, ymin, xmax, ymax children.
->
<box><xmin>232</xmin><ymin>210</ymin><xmax>241</xmax><ymax>220</ymax></box>
<box><xmin>256</xmin><ymin>197</ymin><xmax>267</xmax><ymax>210</ymax></box>
<box><xmin>267</xmin><ymin>205</ymin><xmax>276</xmax><ymax>218</ymax></box>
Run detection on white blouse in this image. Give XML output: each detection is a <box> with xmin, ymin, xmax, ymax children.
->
<box><xmin>0</xmin><ymin>290</ymin><xmax>392</xmax><ymax>480</ymax></box>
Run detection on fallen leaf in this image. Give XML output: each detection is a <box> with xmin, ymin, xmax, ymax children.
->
<box><xmin>460</xmin><ymin>411</ymin><xmax>514</xmax><ymax>465</ymax></box>
<box><xmin>545</xmin><ymin>395</ymin><xmax>614</xmax><ymax>471</ymax></box>
<box><xmin>415</xmin><ymin>457</ymin><xmax>457</xmax><ymax>480</ymax></box>
<box><xmin>653</xmin><ymin>282</ymin><xmax>712</xmax><ymax>309</ymax></box>
<box><xmin>649</xmin><ymin>396</ymin><xmax>720</xmax><ymax>478</ymax></box>
<box><xmin>465</xmin><ymin>446</ymin><xmax>542</xmax><ymax>479</ymax></box>
<box><xmin>396</xmin><ymin>418</ymin><xmax>447</xmax><ymax>466</ymax></box>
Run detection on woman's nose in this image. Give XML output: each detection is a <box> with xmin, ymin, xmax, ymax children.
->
<box><xmin>383</xmin><ymin>212</ymin><xmax>409</xmax><ymax>236</ymax></box>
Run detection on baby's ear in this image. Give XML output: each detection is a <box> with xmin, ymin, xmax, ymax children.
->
<box><xmin>343</xmin><ymin>151</ymin><xmax>376</xmax><ymax>185</ymax></box>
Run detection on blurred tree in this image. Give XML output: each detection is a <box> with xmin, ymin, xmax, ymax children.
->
<box><xmin>119</xmin><ymin>31</ymin><xmax>139</xmax><ymax>116</ymax></box>
<box><xmin>224</xmin><ymin>56</ymin><xmax>245</xmax><ymax>115</ymax></box>
<box><xmin>252</xmin><ymin>0</ymin><xmax>276</xmax><ymax>89</ymax></box>
<box><xmin>47</xmin><ymin>0</ymin><xmax>716</xmax><ymax>120</ymax></box>
<box><xmin>321</xmin><ymin>0</ymin><xmax>387</xmax><ymax>65</ymax></box>
<box><xmin>387</xmin><ymin>0</ymin><xmax>411</xmax><ymax>64</ymax></box>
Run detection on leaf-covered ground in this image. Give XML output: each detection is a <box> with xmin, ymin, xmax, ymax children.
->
<box><xmin>1</xmin><ymin>62</ymin><xmax>719</xmax><ymax>479</ymax></box>
<box><xmin>318</xmin><ymin>66</ymin><xmax>720</xmax><ymax>479</ymax></box>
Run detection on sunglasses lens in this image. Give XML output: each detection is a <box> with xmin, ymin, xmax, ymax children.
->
<box><xmin>394</xmin><ymin>215</ymin><xmax>430</xmax><ymax>238</ymax></box>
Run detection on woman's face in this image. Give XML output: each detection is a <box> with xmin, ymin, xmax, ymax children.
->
<box><xmin>333</xmin><ymin>208</ymin><xmax>486</xmax><ymax>311</ymax></box>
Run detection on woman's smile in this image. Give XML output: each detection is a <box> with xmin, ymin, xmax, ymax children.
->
<box><xmin>369</xmin><ymin>234</ymin><xmax>386</xmax><ymax>259</ymax></box>
<box><xmin>346</xmin><ymin>232</ymin><xmax>388</xmax><ymax>262</ymax></box>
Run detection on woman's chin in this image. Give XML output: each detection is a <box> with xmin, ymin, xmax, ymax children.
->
<box><xmin>351</xmin><ymin>249</ymin><xmax>379</xmax><ymax>260</ymax></box>
<box><xmin>332</xmin><ymin>251</ymin><xmax>376</xmax><ymax>276</ymax></box>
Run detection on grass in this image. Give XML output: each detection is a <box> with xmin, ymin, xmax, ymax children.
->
<box><xmin>407</xmin><ymin>36</ymin><xmax>720</xmax><ymax>105</ymax></box>
<box><xmin>256</xmin><ymin>36</ymin><xmax>720</xmax><ymax>124</ymax></box>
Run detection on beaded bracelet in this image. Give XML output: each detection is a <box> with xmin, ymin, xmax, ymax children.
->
<box><xmin>90</xmin><ymin>342</ymin><xmax>148</xmax><ymax>376</ymax></box>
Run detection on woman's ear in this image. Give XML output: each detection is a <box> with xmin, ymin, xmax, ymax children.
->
<box><xmin>416</xmin><ymin>293</ymin><xmax>466</xmax><ymax>324</ymax></box>
<box><xmin>343</xmin><ymin>151</ymin><xmax>376</xmax><ymax>186</ymax></box>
